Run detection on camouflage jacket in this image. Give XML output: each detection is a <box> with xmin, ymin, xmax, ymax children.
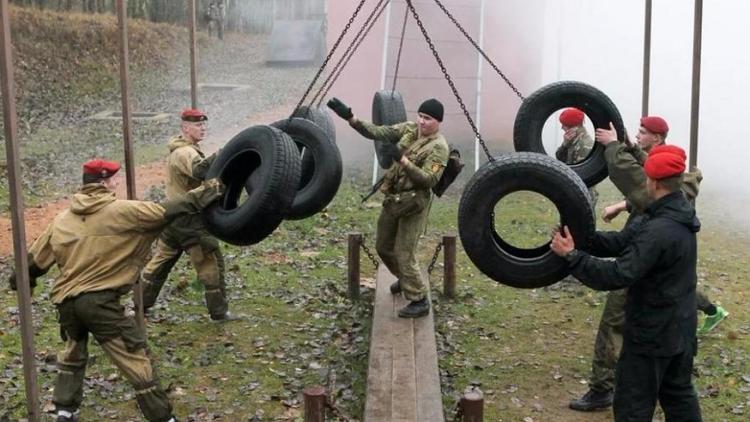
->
<box><xmin>350</xmin><ymin>119</ymin><xmax>449</xmax><ymax>195</ymax></box>
<box><xmin>604</xmin><ymin>142</ymin><xmax>703</xmax><ymax>212</ymax></box>
<box><xmin>555</xmin><ymin>126</ymin><xmax>593</xmax><ymax>164</ymax></box>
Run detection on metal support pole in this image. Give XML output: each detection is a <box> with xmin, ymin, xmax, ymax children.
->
<box><xmin>303</xmin><ymin>385</ymin><xmax>327</xmax><ymax>422</ymax></box>
<box><xmin>372</xmin><ymin>0</ymin><xmax>393</xmax><ymax>185</ymax></box>
<box><xmin>0</xmin><ymin>1</ymin><xmax>39</xmax><ymax>419</ymax></box>
<box><xmin>116</xmin><ymin>0</ymin><xmax>143</xmax><ymax>330</ymax></box>
<box><xmin>460</xmin><ymin>386</ymin><xmax>484</xmax><ymax>422</ymax></box>
<box><xmin>348</xmin><ymin>233</ymin><xmax>362</xmax><ymax>300</ymax></box>
<box><xmin>188</xmin><ymin>0</ymin><xmax>198</xmax><ymax>108</ymax></box>
<box><xmin>443</xmin><ymin>234</ymin><xmax>456</xmax><ymax>299</ymax></box>
<box><xmin>473</xmin><ymin>0</ymin><xmax>486</xmax><ymax>171</ymax></box>
<box><xmin>689</xmin><ymin>0</ymin><xmax>703</xmax><ymax>170</ymax></box>
<box><xmin>641</xmin><ymin>0</ymin><xmax>652</xmax><ymax>117</ymax></box>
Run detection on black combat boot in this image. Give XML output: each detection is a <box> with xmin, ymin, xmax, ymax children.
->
<box><xmin>389</xmin><ymin>280</ymin><xmax>402</xmax><ymax>294</ymax></box>
<box><xmin>569</xmin><ymin>388</ymin><xmax>613</xmax><ymax>411</ymax></box>
<box><xmin>398</xmin><ymin>298</ymin><xmax>430</xmax><ymax>318</ymax></box>
<box><xmin>210</xmin><ymin>311</ymin><xmax>241</xmax><ymax>322</ymax></box>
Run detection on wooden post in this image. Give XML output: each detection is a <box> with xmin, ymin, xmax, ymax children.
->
<box><xmin>188</xmin><ymin>0</ymin><xmax>198</xmax><ymax>108</ymax></box>
<box><xmin>443</xmin><ymin>234</ymin><xmax>456</xmax><ymax>299</ymax></box>
<box><xmin>689</xmin><ymin>0</ymin><xmax>703</xmax><ymax>170</ymax></box>
<box><xmin>303</xmin><ymin>385</ymin><xmax>327</xmax><ymax>422</ymax></box>
<box><xmin>0</xmin><ymin>0</ymin><xmax>39</xmax><ymax>419</ymax></box>
<box><xmin>460</xmin><ymin>386</ymin><xmax>484</xmax><ymax>422</ymax></box>
<box><xmin>347</xmin><ymin>233</ymin><xmax>361</xmax><ymax>300</ymax></box>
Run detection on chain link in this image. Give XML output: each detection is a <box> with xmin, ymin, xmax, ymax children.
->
<box><xmin>405</xmin><ymin>0</ymin><xmax>495</xmax><ymax>162</ymax></box>
<box><xmin>291</xmin><ymin>0</ymin><xmax>368</xmax><ymax>118</ymax></box>
<box><xmin>360</xmin><ymin>236</ymin><xmax>380</xmax><ymax>268</ymax></box>
<box><xmin>432</xmin><ymin>0</ymin><xmax>525</xmax><ymax>101</ymax></box>
<box><xmin>427</xmin><ymin>240</ymin><xmax>443</xmax><ymax>275</ymax></box>
<box><xmin>315</xmin><ymin>0</ymin><xmax>391</xmax><ymax>106</ymax></box>
<box><xmin>391</xmin><ymin>4</ymin><xmax>410</xmax><ymax>93</ymax></box>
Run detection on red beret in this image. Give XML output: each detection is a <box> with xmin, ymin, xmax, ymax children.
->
<box><xmin>559</xmin><ymin>108</ymin><xmax>585</xmax><ymax>127</ymax></box>
<box><xmin>644</xmin><ymin>145</ymin><xmax>686</xmax><ymax>180</ymax></box>
<box><xmin>640</xmin><ymin>116</ymin><xmax>669</xmax><ymax>135</ymax></box>
<box><xmin>181</xmin><ymin>108</ymin><xmax>208</xmax><ymax>122</ymax></box>
<box><xmin>83</xmin><ymin>159</ymin><xmax>120</xmax><ymax>178</ymax></box>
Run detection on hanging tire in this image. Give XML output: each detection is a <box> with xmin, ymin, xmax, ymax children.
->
<box><xmin>513</xmin><ymin>81</ymin><xmax>627</xmax><ymax>187</ymax></box>
<box><xmin>458</xmin><ymin>152</ymin><xmax>595</xmax><ymax>288</ymax></box>
<box><xmin>203</xmin><ymin>125</ymin><xmax>301</xmax><ymax>245</ymax></box>
<box><xmin>292</xmin><ymin>105</ymin><xmax>336</xmax><ymax>144</ymax></box>
<box><xmin>371</xmin><ymin>90</ymin><xmax>408</xmax><ymax>169</ymax></box>
<box><xmin>270</xmin><ymin>117</ymin><xmax>343</xmax><ymax>220</ymax></box>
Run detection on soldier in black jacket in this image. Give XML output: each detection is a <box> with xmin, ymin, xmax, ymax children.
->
<box><xmin>551</xmin><ymin>144</ymin><xmax>702</xmax><ymax>421</ymax></box>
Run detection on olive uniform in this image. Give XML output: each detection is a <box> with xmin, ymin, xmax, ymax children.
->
<box><xmin>350</xmin><ymin>119</ymin><xmax>449</xmax><ymax>301</ymax></box>
<box><xmin>556</xmin><ymin>126</ymin><xmax>598</xmax><ymax>205</ymax></box>
<box><xmin>142</xmin><ymin>135</ymin><xmax>228</xmax><ymax>319</ymax></box>
<box><xmin>23</xmin><ymin>182</ymin><xmax>220</xmax><ymax>421</ymax></box>
<box><xmin>587</xmin><ymin>141</ymin><xmax>708</xmax><ymax>393</ymax></box>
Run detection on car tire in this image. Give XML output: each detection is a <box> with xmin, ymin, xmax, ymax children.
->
<box><xmin>372</xmin><ymin>90</ymin><xmax>408</xmax><ymax>169</ymax></box>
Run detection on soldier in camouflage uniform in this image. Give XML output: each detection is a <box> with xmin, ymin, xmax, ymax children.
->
<box><xmin>206</xmin><ymin>0</ymin><xmax>226</xmax><ymax>40</ymax></box>
<box><xmin>568</xmin><ymin>116</ymin><xmax>726</xmax><ymax>411</ymax></box>
<box><xmin>328</xmin><ymin>97</ymin><xmax>449</xmax><ymax>318</ymax></box>
<box><xmin>556</xmin><ymin>107</ymin><xmax>598</xmax><ymax>205</ymax></box>
<box><xmin>8</xmin><ymin>159</ymin><xmax>224</xmax><ymax>422</ymax></box>
<box><xmin>141</xmin><ymin>109</ymin><xmax>235</xmax><ymax>321</ymax></box>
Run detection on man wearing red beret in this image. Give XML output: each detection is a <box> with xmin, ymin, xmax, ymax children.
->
<box><xmin>556</xmin><ymin>107</ymin><xmax>599</xmax><ymax>217</ymax></box>
<box><xmin>141</xmin><ymin>109</ymin><xmax>235</xmax><ymax>321</ymax></box>
<box><xmin>551</xmin><ymin>145</ymin><xmax>702</xmax><ymax>421</ymax></box>
<box><xmin>8</xmin><ymin>159</ymin><xmax>224</xmax><ymax>422</ymax></box>
<box><xmin>564</xmin><ymin>116</ymin><xmax>725</xmax><ymax>412</ymax></box>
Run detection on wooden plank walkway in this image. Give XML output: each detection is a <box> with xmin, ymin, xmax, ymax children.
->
<box><xmin>364</xmin><ymin>265</ymin><xmax>444</xmax><ymax>422</ymax></box>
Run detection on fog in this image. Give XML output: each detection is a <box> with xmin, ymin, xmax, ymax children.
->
<box><xmin>538</xmin><ymin>0</ymin><xmax>750</xmax><ymax>229</ymax></box>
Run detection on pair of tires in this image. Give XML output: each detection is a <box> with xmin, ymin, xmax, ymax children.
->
<box><xmin>202</xmin><ymin>108</ymin><xmax>342</xmax><ymax>246</ymax></box>
<box><xmin>459</xmin><ymin>81</ymin><xmax>624</xmax><ymax>288</ymax></box>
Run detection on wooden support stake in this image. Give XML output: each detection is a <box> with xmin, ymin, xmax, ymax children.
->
<box><xmin>0</xmin><ymin>0</ymin><xmax>39</xmax><ymax>419</ymax></box>
<box><xmin>443</xmin><ymin>234</ymin><xmax>456</xmax><ymax>299</ymax></box>
<box><xmin>304</xmin><ymin>385</ymin><xmax>327</xmax><ymax>422</ymax></box>
<box><xmin>347</xmin><ymin>233</ymin><xmax>361</xmax><ymax>300</ymax></box>
<box><xmin>460</xmin><ymin>387</ymin><xmax>484</xmax><ymax>422</ymax></box>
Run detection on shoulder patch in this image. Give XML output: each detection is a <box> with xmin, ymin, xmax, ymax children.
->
<box><xmin>431</xmin><ymin>163</ymin><xmax>442</xmax><ymax>173</ymax></box>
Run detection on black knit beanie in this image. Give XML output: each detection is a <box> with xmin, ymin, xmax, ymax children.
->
<box><xmin>417</xmin><ymin>98</ymin><xmax>444</xmax><ymax>122</ymax></box>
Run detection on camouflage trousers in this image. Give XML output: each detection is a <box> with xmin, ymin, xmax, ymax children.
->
<box><xmin>53</xmin><ymin>289</ymin><xmax>173</xmax><ymax>422</ymax></box>
<box><xmin>141</xmin><ymin>238</ymin><xmax>227</xmax><ymax>319</ymax></box>
<box><xmin>589</xmin><ymin>288</ymin><xmax>713</xmax><ymax>392</ymax></box>
<box><xmin>376</xmin><ymin>192</ymin><xmax>431</xmax><ymax>302</ymax></box>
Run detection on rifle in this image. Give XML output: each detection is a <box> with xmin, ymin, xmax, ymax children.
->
<box><xmin>361</xmin><ymin>176</ymin><xmax>385</xmax><ymax>203</ymax></box>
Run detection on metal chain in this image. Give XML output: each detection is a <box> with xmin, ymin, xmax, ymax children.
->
<box><xmin>291</xmin><ymin>0</ymin><xmax>368</xmax><ymax>118</ymax></box>
<box><xmin>360</xmin><ymin>236</ymin><xmax>380</xmax><ymax>268</ymax></box>
<box><xmin>427</xmin><ymin>240</ymin><xmax>443</xmax><ymax>275</ymax></box>
<box><xmin>405</xmin><ymin>0</ymin><xmax>495</xmax><ymax>162</ymax></box>
<box><xmin>315</xmin><ymin>0</ymin><xmax>391</xmax><ymax>107</ymax></box>
<box><xmin>312</xmin><ymin>0</ymin><xmax>388</xmax><ymax>106</ymax></box>
<box><xmin>432</xmin><ymin>0</ymin><xmax>525</xmax><ymax>101</ymax></box>
<box><xmin>391</xmin><ymin>3</ymin><xmax>410</xmax><ymax>93</ymax></box>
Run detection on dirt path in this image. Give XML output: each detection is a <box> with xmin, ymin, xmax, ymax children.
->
<box><xmin>0</xmin><ymin>103</ymin><xmax>293</xmax><ymax>258</ymax></box>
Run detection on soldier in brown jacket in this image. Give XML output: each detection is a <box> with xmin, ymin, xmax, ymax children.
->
<box><xmin>141</xmin><ymin>109</ymin><xmax>235</xmax><ymax>321</ymax></box>
<box><xmin>8</xmin><ymin>159</ymin><xmax>224</xmax><ymax>422</ymax></box>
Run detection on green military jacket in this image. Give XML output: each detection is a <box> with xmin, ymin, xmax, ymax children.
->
<box><xmin>350</xmin><ymin>119</ymin><xmax>449</xmax><ymax>195</ymax></box>
<box><xmin>29</xmin><ymin>184</ymin><xmax>171</xmax><ymax>304</ymax></box>
<box><xmin>604</xmin><ymin>142</ymin><xmax>703</xmax><ymax>212</ymax></box>
<box><xmin>556</xmin><ymin>126</ymin><xmax>593</xmax><ymax>164</ymax></box>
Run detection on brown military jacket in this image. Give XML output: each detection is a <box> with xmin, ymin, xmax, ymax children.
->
<box><xmin>28</xmin><ymin>184</ymin><xmax>171</xmax><ymax>304</ymax></box>
<box><xmin>166</xmin><ymin>135</ymin><xmax>204</xmax><ymax>200</ymax></box>
<box><xmin>350</xmin><ymin>119</ymin><xmax>449</xmax><ymax>194</ymax></box>
<box><xmin>556</xmin><ymin>126</ymin><xmax>594</xmax><ymax>164</ymax></box>
<box><xmin>604</xmin><ymin>142</ymin><xmax>703</xmax><ymax>212</ymax></box>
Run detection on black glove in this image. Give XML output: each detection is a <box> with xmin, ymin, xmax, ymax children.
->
<box><xmin>326</xmin><ymin>97</ymin><xmax>353</xmax><ymax>120</ymax></box>
<box><xmin>8</xmin><ymin>270</ymin><xmax>37</xmax><ymax>292</ymax></box>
